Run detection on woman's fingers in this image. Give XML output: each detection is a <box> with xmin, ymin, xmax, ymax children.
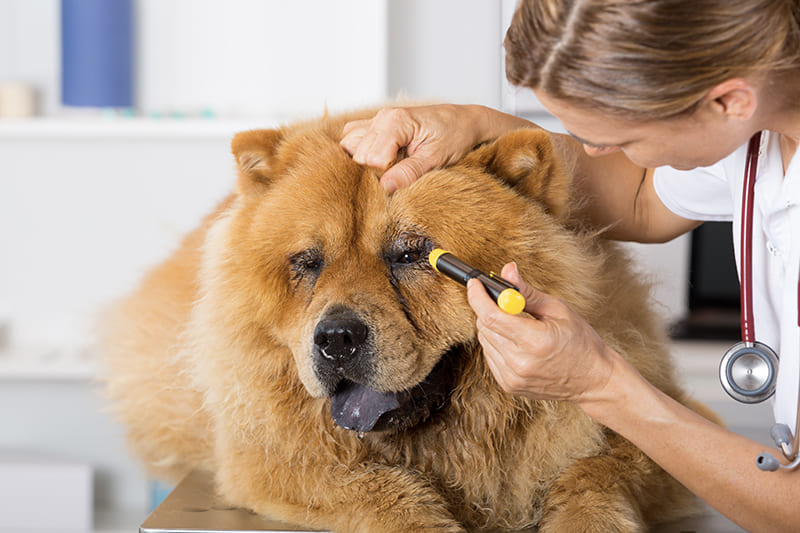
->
<box><xmin>380</xmin><ymin>154</ymin><xmax>433</xmax><ymax>193</ymax></box>
<box><xmin>340</xmin><ymin>104</ymin><xmax>486</xmax><ymax>192</ymax></box>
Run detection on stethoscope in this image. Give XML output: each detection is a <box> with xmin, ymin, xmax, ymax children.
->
<box><xmin>718</xmin><ymin>131</ymin><xmax>800</xmax><ymax>471</ymax></box>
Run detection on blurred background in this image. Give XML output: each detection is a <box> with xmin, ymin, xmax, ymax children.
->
<box><xmin>0</xmin><ymin>1</ymin><xmax>760</xmax><ymax>531</ymax></box>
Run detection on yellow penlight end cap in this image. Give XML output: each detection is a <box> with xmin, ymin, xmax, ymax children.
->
<box><xmin>429</xmin><ymin>248</ymin><xmax>449</xmax><ymax>271</ymax></box>
<box><xmin>497</xmin><ymin>288</ymin><xmax>526</xmax><ymax>315</ymax></box>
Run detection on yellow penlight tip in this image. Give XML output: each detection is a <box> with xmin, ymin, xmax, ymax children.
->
<box><xmin>429</xmin><ymin>249</ymin><xmax>449</xmax><ymax>271</ymax></box>
<box><xmin>497</xmin><ymin>288</ymin><xmax>526</xmax><ymax>315</ymax></box>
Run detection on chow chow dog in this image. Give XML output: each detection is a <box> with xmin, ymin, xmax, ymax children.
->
<box><xmin>102</xmin><ymin>108</ymin><xmax>710</xmax><ymax>532</ymax></box>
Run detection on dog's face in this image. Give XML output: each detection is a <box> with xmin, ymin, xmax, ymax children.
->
<box><xmin>201</xmin><ymin>119</ymin><xmax>568</xmax><ymax>433</ymax></box>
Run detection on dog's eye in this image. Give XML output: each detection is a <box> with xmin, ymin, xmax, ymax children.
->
<box><xmin>396</xmin><ymin>250</ymin><xmax>421</xmax><ymax>265</ymax></box>
<box><xmin>384</xmin><ymin>232</ymin><xmax>432</xmax><ymax>276</ymax></box>
<box><xmin>390</xmin><ymin>247</ymin><xmax>427</xmax><ymax>267</ymax></box>
<box><xmin>289</xmin><ymin>249</ymin><xmax>323</xmax><ymax>284</ymax></box>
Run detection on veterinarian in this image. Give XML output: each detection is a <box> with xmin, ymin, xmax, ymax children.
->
<box><xmin>340</xmin><ymin>0</ymin><xmax>800</xmax><ymax>531</ymax></box>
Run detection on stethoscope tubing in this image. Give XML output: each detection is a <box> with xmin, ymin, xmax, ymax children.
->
<box><xmin>739</xmin><ymin>133</ymin><xmax>760</xmax><ymax>344</ymax></box>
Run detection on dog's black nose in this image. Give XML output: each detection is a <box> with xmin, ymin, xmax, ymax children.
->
<box><xmin>313</xmin><ymin>311</ymin><xmax>369</xmax><ymax>363</ymax></box>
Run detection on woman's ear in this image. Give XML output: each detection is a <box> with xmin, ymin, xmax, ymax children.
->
<box><xmin>231</xmin><ymin>129</ymin><xmax>284</xmax><ymax>194</ymax></box>
<box><xmin>462</xmin><ymin>128</ymin><xmax>571</xmax><ymax>219</ymax></box>
<box><xmin>705</xmin><ymin>78</ymin><xmax>758</xmax><ymax>121</ymax></box>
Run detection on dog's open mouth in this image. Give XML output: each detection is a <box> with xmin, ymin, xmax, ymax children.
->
<box><xmin>330</xmin><ymin>346</ymin><xmax>461</xmax><ymax>433</ymax></box>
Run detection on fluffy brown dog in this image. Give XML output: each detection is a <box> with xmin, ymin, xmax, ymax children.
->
<box><xmin>102</xmin><ymin>109</ymin><xmax>710</xmax><ymax>532</ymax></box>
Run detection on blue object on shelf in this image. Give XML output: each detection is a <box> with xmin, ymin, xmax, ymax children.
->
<box><xmin>61</xmin><ymin>0</ymin><xmax>133</xmax><ymax>108</ymax></box>
<box><xmin>149</xmin><ymin>479</ymin><xmax>173</xmax><ymax>512</ymax></box>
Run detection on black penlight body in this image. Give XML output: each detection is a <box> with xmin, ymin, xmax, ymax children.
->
<box><xmin>429</xmin><ymin>249</ymin><xmax>526</xmax><ymax>315</ymax></box>
<box><xmin>434</xmin><ymin>254</ymin><xmax>513</xmax><ymax>300</ymax></box>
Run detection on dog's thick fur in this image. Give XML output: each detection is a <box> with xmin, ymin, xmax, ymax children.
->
<box><xmin>102</xmin><ymin>109</ymin><xmax>711</xmax><ymax>532</ymax></box>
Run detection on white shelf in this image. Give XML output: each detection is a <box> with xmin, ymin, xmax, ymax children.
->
<box><xmin>0</xmin><ymin>116</ymin><xmax>282</xmax><ymax>140</ymax></box>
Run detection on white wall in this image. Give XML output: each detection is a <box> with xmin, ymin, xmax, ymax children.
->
<box><xmin>0</xmin><ymin>133</ymin><xmax>237</xmax><ymax>350</ymax></box>
<box><xmin>134</xmin><ymin>0</ymin><xmax>388</xmax><ymax>119</ymax></box>
<box><xmin>387</xmin><ymin>0</ymin><xmax>503</xmax><ymax>106</ymax></box>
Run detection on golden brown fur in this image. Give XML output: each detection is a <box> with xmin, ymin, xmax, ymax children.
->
<box><xmin>101</xmin><ymin>109</ymin><xmax>714</xmax><ymax>532</ymax></box>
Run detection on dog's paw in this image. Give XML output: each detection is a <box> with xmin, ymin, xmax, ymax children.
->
<box><xmin>538</xmin><ymin>489</ymin><xmax>645</xmax><ymax>533</ymax></box>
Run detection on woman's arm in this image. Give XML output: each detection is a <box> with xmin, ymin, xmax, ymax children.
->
<box><xmin>341</xmin><ymin>104</ymin><xmax>700</xmax><ymax>241</ymax></box>
<box><xmin>550</xmin><ymin>134</ymin><xmax>701</xmax><ymax>242</ymax></box>
<box><xmin>586</xmin><ymin>352</ymin><xmax>800</xmax><ymax>533</ymax></box>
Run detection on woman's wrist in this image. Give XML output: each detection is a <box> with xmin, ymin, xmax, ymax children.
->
<box><xmin>573</xmin><ymin>346</ymin><xmax>663</xmax><ymax>431</ymax></box>
<box><xmin>468</xmin><ymin>104</ymin><xmax>537</xmax><ymax>145</ymax></box>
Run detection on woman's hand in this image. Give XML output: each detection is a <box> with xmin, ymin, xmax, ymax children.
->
<box><xmin>340</xmin><ymin>104</ymin><xmax>487</xmax><ymax>192</ymax></box>
<box><xmin>341</xmin><ymin>104</ymin><xmax>535</xmax><ymax>192</ymax></box>
<box><xmin>467</xmin><ymin>261</ymin><xmax>617</xmax><ymax>404</ymax></box>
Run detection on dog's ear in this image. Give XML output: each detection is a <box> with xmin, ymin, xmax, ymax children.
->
<box><xmin>231</xmin><ymin>129</ymin><xmax>284</xmax><ymax>194</ymax></box>
<box><xmin>463</xmin><ymin>128</ymin><xmax>571</xmax><ymax>219</ymax></box>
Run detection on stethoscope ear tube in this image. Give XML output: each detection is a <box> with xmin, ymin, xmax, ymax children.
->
<box><xmin>756</xmin><ymin>423</ymin><xmax>800</xmax><ymax>471</ymax></box>
<box><xmin>755</xmin><ymin>450</ymin><xmax>800</xmax><ymax>471</ymax></box>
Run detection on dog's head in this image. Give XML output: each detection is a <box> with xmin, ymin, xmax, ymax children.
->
<box><xmin>200</xmin><ymin>114</ymin><xmax>570</xmax><ymax>433</ymax></box>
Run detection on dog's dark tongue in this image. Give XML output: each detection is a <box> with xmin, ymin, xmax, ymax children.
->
<box><xmin>330</xmin><ymin>380</ymin><xmax>405</xmax><ymax>432</ymax></box>
<box><xmin>329</xmin><ymin>347</ymin><xmax>458</xmax><ymax>433</ymax></box>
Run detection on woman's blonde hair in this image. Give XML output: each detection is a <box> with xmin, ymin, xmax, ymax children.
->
<box><xmin>505</xmin><ymin>0</ymin><xmax>800</xmax><ymax>119</ymax></box>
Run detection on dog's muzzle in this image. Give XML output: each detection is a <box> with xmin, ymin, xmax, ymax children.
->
<box><xmin>312</xmin><ymin>307</ymin><xmax>461</xmax><ymax>434</ymax></box>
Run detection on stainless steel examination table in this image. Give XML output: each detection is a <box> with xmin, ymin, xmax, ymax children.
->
<box><xmin>140</xmin><ymin>470</ymin><xmax>747</xmax><ymax>533</ymax></box>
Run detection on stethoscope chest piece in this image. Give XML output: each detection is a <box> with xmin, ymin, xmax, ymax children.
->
<box><xmin>719</xmin><ymin>341</ymin><xmax>779</xmax><ymax>403</ymax></box>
